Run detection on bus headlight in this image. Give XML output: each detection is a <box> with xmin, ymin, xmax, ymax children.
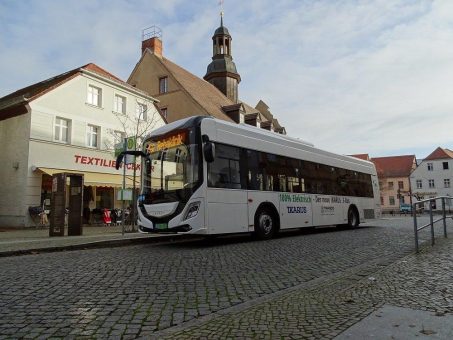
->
<box><xmin>183</xmin><ymin>201</ymin><xmax>201</xmax><ymax>220</ymax></box>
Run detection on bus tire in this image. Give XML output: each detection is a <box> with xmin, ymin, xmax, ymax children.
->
<box><xmin>347</xmin><ymin>206</ymin><xmax>359</xmax><ymax>228</ymax></box>
<box><xmin>254</xmin><ymin>207</ymin><xmax>276</xmax><ymax>240</ymax></box>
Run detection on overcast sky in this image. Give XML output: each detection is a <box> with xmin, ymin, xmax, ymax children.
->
<box><xmin>1</xmin><ymin>0</ymin><xmax>451</xmax><ymax>159</ymax></box>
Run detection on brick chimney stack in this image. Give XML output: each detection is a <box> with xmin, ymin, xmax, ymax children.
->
<box><xmin>141</xmin><ymin>37</ymin><xmax>162</xmax><ymax>57</ymax></box>
<box><xmin>141</xmin><ymin>26</ymin><xmax>163</xmax><ymax>58</ymax></box>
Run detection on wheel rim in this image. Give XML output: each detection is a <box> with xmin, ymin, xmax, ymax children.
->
<box><xmin>259</xmin><ymin>213</ymin><xmax>273</xmax><ymax>234</ymax></box>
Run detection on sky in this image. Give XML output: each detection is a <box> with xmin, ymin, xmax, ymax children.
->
<box><xmin>0</xmin><ymin>0</ymin><xmax>452</xmax><ymax>159</ymax></box>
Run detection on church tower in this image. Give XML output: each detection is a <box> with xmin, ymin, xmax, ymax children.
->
<box><xmin>204</xmin><ymin>12</ymin><xmax>241</xmax><ymax>103</ymax></box>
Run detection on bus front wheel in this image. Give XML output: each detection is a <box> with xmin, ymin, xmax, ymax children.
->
<box><xmin>254</xmin><ymin>208</ymin><xmax>276</xmax><ymax>240</ymax></box>
<box><xmin>347</xmin><ymin>207</ymin><xmax>359</xmax><ymax>228</ymax></box>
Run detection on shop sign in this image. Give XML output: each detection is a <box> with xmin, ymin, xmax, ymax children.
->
<box><xmin>74</xmin><ymin>155</ymin><xmax>140</xmax><ymax>170</ymax></box>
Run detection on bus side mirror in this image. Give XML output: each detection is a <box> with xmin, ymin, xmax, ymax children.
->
<box><xmin>115</xmin><ymin>150</ymin><xmax>148</xmax><ymax>170</ymax></box>
<box><xmin>204</xmin><ymin>142</ymin><xmax>215</xmax><ymax>163</ymax></box>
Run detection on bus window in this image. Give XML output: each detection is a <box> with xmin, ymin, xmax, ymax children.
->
<box><xmin>247</xmin><ymin>150</ymin><xmax>264</xmax><ymax>191</ymax></box>
<box><xmin>208</xmin><ymin>143</ymin><xmax>242</xmax><ymax>189</ymax></box>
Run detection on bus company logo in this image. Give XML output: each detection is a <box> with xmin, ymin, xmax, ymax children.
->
<box><xmin>321</xmin><ymin>206</ymin><xmax>335</xmax><ymax>215</ymax></box>
<box><xmin>287</xmin><ymin>206</ymin><xmax>307</xmax><ymax>214</ymax></box>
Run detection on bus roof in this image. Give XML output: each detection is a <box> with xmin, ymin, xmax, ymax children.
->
<box><xmin>146</xmin><ymin>115</ymin><xmax>375</xmax><ymax>174</ymax></box>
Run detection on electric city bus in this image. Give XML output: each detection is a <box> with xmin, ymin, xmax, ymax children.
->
<box><xmin>117</xmin><ymin>116</ymin><xmax>381</xmax><ymax>239</ymax></box>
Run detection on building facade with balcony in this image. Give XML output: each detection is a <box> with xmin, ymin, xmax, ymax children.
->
<box><xmin>0</xmin><ymin>64</ymin><xmax>165</xmax><ymax>227</ymax></box>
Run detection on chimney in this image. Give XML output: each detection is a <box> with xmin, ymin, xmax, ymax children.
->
<box><xmin>142</xmin><ymin>37</ymin><xmax>162</xmax><ymax>57</ymax></box>
<box><xmin>141</xmin><ymin>26</ymin><xmax>163</xmax><ymax>58</ymax></box>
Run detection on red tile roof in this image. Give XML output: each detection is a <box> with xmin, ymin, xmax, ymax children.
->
<box><xmin>371</xmin><ymin>155</ymin><xmax>416</xmax><ymax>178</ymax></box>
<box><xmin>349</xmin><ymin>154</ymin><xmax>370</xmax><ymax>161</ymax></box>
<box><xmin>424</xmin><ymin>147</ymin><xmax>453</xmax><ymax>160</ymax></box>
<box><xmin>157</xmin><ymin>56</ymin><xmax>235</xmax><ymax>122</ymax></box>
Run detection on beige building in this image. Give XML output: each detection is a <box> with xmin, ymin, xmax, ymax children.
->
<box><xmin>0</xmin><ymin>63</ymin><xmax>165</xmax><ymax>227</ymax></box>
<box><xmin>128</xmin><ymin>24</ymin><xmax>286</xmax><ymax>134</ymax></box>
<box><xmin>351</xmin><ymin>154</ymin><xmax>417</xmax><ymax>213</ymax></box>
<box><xmin>373</xmin><ymin>155</ymin><xmax>417</xmax><ymax>213</ymax></box>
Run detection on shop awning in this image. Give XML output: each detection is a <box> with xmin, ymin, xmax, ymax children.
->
<box><xmin>36</xmin><ymin>168</ymin><xmax>139</xmax><ymax>188</ymax></box>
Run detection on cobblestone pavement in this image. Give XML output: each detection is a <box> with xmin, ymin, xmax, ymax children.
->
<box><xmin>0</xmin><ymin>216</ymin><xmax>451</xmax><ymax>339</ymax></box>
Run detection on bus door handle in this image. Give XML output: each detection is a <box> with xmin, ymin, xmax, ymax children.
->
<box><xmin>248</xmin><ymin>198</ymin><xmax>253</xmax><ymax>203</ymax></box>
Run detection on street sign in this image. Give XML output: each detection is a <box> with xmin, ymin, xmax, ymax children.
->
<box><xmin>124</xmin><ymin>137</ymin><xmax>136</xmax><ymax>165</ymax></box>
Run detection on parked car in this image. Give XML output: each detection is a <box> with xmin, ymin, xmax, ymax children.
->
<box><xmin>400</xmin><ymin>203</ymin><xmax>412</xmax><ymax>213</ymax></box>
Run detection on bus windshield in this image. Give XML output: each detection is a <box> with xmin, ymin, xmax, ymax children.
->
<box><xmin>142</xmin><ymin>129</ymin><xmax>201</xmax><ymax>201</ymax></box>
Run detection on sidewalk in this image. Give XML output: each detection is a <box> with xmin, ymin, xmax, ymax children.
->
<box><xmin>0</xmin><ymin>225</ymin><xmax>181</xmax><ymax>256</ymax></box>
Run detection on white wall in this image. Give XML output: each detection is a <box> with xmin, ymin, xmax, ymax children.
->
<box><xmin>1</xmin><ymin>71</ymin><xmax>165</xmax><ymax>227</ymax></box>
<box><xmin>0</xmin><ymin>112</ymin><xmax>31</xmax><ymax>227</ymax></box>
<box><xmin>410</xmin><ymin>159</ymin><xmax>453</xmax><ymax>210</ymax></box>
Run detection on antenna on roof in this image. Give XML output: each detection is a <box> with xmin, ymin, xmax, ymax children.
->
<box><xmin>219</xmin><ymin>0</ymin><xmax>224</xmax><ymax>26</ymax></box>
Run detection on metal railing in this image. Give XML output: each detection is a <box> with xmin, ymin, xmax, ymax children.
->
<box><xmin>413</xmin><ymin>196</ymin><xmax>453</xmax><ymax>252</ymax></box>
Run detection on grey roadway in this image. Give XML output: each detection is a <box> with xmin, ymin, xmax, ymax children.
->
<box><xmin>0</xmin><ymin>216</ymin><xmax>452</xmax><ymax>339</ymax></box>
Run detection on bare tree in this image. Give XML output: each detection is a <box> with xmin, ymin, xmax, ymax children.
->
<box><xmin>105</xmin><ymin>99</ymin><xmax>162</xmax><ymax>229</ymax></box>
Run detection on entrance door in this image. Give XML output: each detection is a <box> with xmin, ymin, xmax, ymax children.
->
<box><xmin>206</xmin><ymin>144</ymin><xmax>248</xmax><ymax>234</ymax></box>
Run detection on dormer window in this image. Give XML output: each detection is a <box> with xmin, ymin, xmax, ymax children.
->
<box><xmin>159</xmin><ymin>77</ymin><xmax>168</xmax><ymax>94</ymax></box>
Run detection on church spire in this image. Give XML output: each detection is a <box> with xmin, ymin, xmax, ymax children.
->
<box><xmin>204</xmin><ymin>7</ymin><xmax>241</xmax><ymax>103</ymax></box>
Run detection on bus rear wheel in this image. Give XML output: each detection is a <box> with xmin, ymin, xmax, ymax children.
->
<box><xmin>254</xmin><ymin>208</ymin><xmax>276</xmax><ymax>240</ymax></box>
<box><xmin>347</xmin><ymin>207</ymin><xmax>359</xmax><ymax>228</ymax></box>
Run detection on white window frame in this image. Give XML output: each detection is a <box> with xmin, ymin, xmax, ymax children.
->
<box><xmin>428</xmin><ymin>179</ymin><xmax>435</xmax><ymax>188</ymax></box>
<box><xmin>443</xmin><ymin>162</ymin><xmax>449</xmax><ymax>170</ymax></box>
<box><xmin>159</xmin><ymin>77</ymin><xmax>168</xmax><ymax>94</ymax></box>
<box><xmin>445</xmin><ymin>179</ymin><xmax>451</xmax><ymax>188</ymax></box>
<box><xmin>86</xmin><ymin>124</ymin><xmax>99</xmax><ymax>148</ymax></box>
<box><xmin>136</xmin><ymin>103</ymin><xmax>148</xmax><ymax>121</ymax></box>
<box><xmin>87</xmin><ymin>85</ymin><xmax>102</xmax><ymax>107</ymax></box>
<box><xmin>416</xmin><ymin>179</ymin><xmax>422</xmax><ymax>189</ymax></box>
<box><xmin>114</xmin><ymin>94</ymin><xmax>126</xmax><ymax>114</ymax></box>
<box><xmin>54</xmin><ymin>117</ymin><xmax>70</xmax><ymax>143</ymax></box>
<box><xmin>427</xmin><ymin>162</ymin><xmax>433</xmax><ymax>171</ymax></box>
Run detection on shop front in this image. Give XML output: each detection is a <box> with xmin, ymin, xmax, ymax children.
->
<box><xmin>28</xmin><ymin>140</ymin><xmax>140</xmax><ymax>226</ymax></box>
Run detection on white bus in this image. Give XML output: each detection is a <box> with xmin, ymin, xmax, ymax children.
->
<box><xmin>118</xmin><ymin>116</ymin><xmax>381</xmax><ymax>239</ymax></box>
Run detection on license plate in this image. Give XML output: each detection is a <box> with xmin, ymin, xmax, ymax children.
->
<box><xmin>155</xmin><ymin>223</ymin><xmax>168</xmax><ymax>230</ymax></box>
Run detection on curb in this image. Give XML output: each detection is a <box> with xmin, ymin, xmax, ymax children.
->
<box><xmin>0</xmin><ymin>234</ymin><xmax>196</xmax><ymax>258</ymax></box>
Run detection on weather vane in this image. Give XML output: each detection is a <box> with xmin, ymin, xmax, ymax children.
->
<box><xmin>219</xmin><ymin>0</ymin><xmax>224</xmax><ymax>20</ymax></box>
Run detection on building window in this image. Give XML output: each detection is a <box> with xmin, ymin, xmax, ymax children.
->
<box><xmin>428</xmin><ymin>179</ymin><xmax>435</xmax><ymax>188</ymax></box>
<box><xmin>87</xmin><ymin>125</ymin><xmax>99</xmax><ymax>148</ymax></box>
<box><xmin>380</xmin><ymin>196</ymin><xmax>384</xmax><ymax>205</ymax></box>
<box><xmin>389</xmin><ymin>196</ymin><xmax>395</xmax><ymax>206</ymax></box>
<box><xmin>443</xmin><ymin>162</ymin><xmax>449</xmax><ymax>170</ymax></box>
<box><xmin>54</xmin><ymin>117</ymin><xmax>70</xmax><ymax>143</ymax></box>
<box><xmin>445</xmin><ymin>179</ymin><xmax>451</xmax><ymax>188</ymax></box>
<box><xmin>416</xmin><ymin>180</ymin><xmax>422</xmax><ymax>189</ymax></box>
<box><xmin>136</xmin><ymin>103</ymin><xmax>147</xmax><ymax>121</ymax></box>
<box><xmin>388</xmin><ymin>181</ymin><xmax>394</xmax><ymax>190</ymax></box>
<box><xmin>87</xmin><ymin>85</ymin><xmax>102</xmax><ymax>107</ymax></box>
<box><xmin>114</xmin><ymin>95</ymin><xmax>126</xmax><ymax>114</ymax></box>
<box><xmin>427</xmin><ymin>163</ymin><xmax>433</xmax><ymax>171</ymax></box>
<box><xmin>160</xmin><ymin>107</ymin><xmax>167</xmax><ymax>119</ymax></box>
<box><xmin>159</xmin><ymin>77</ymin><xmax>168</xmax><ymax>94</ymax></box>
<box><xmin>398</xmin><ymin>181</ymin><xmax>404</xmax><ymax>190</ymax></box>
